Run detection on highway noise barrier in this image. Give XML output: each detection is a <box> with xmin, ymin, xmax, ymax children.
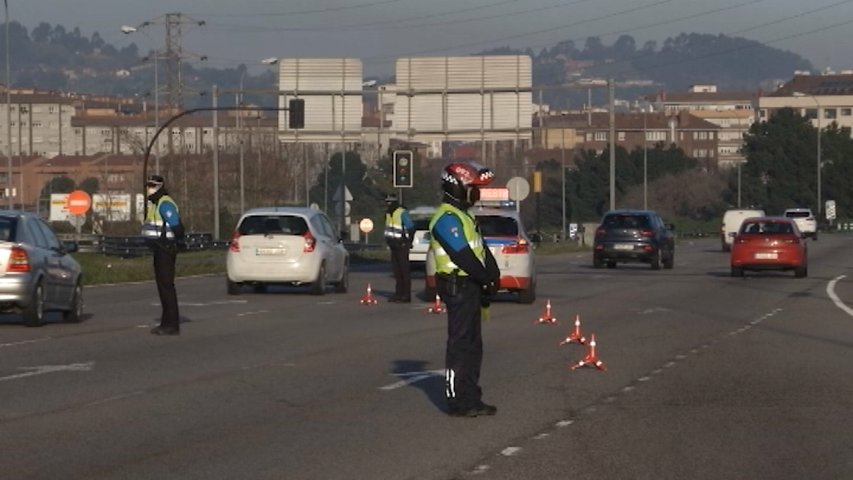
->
<box><xmin>559</xmin><ymin>314</ymin><xmax>587</xmax><ymax>346</ymax></box>
<box><xmin>427</xmin><ymin>294</ymin><xmax>446</xmax><ymax>314</ymax></box>
<box><xmin>360</xmin><ymin>283</ymin><xmax>379</xmax><ymax>305</ymax></box>
<box><xmin>570</xmin><ymin>333</ymin><xmax>607</xmax><ymax>372</ymax></box>
<box><xmin>535</xmin><ymin>299</ymin><xmax>557</xmax><ymax>325</ymax></box>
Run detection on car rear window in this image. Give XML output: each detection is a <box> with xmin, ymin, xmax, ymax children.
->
<box><xmin>785</xmin><ymin>211</ymin><xmax>811</xmax><ymax>218</ymax></box>
<box><xmin>477</xmin><ymin>215</ymin><xmax>519</xmax><ymax>237</ymax></box>
<box><xmin>238</xmin><ymin>215</ymin><xmax>308</xmax><ymax>236</ymax></box>
<box><xmin>0</xmin><ymin>217</ymin><xmax>16</xmax><ymax>241</ymax></box>
<box><xmin>741</xmin><ymin>221</ymin><xmax>795</xmax><ymax>234</ymax></box>
<box><xmin>412</xmin><ymin>218</ymin><xmax>431</xmax><ymax>231</ymax></box>
<box><xmin>603</xmin><ymin>214</ymin><xmax>651</xmax><ymax>229</ymax></box>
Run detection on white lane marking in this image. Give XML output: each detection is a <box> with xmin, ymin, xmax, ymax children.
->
<box><xmin>500</xmin><ymin>447</ymin><xmax>521</xmax><ymax>457</ymax></box>
<box><xmin>379</xmin><ymin>370</ymin><xmax>444</xmax><ymax>391</ymax></box>
<box><xmin>638</xmin><ymin>376</ymin><xmax>651</xmax><ymax>382</ymax></box>
<box><xmin>555</xmin><ymin>420</ymin><xmax>574</xmax><ymax>427</ymax></box>
<box><xmin>85</xmin><ymin>391</ymin><xmax>145</xmax><ymax>407</ymax></box>
<box><xmin>318</xmin><ymin>301</ymin><xmax>337</xmax><ymax>305</ymax></box>
<box><xmin>470</xmin><ymin>465</ymin><xmax>491</xmax><ymax>475</ymax></box>
<box><xmin>828</xmin><ymin>275</ymin><xmax>853</xmax><ymax>316</ymax></box>
<box><xmin>237</xmin><ymin>310</ymin><xmax>269</xmax><ymax>317</ymax></box>
<box><xmin>0</xmin><ymin>337</ymin><xmax>52</xmax><ymax>349</ymax></box>
<box><xmin>0</xmin><ymin>361</ymin><xmax>94</xmax><ymax>382</ymax></box>
<box><xmin>533</xmin><ymin>433</ymin><xmax>550</xmax><ymax>440</ymax></box>
<box><xmin>180</xmin><ymin>300</ymin><xmax>249</xmax><ymax>307</ymax></box>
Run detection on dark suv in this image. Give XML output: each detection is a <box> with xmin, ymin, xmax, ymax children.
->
<box><xmin>593</xmin><ymin>210</ymin><xmax>675</xmax><ymax>270</ymax></box>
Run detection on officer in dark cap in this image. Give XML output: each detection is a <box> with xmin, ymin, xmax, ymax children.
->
<box><xmin>142</xmin><ymin>174</ymin><xmax>185</xmax><ymax>335</ymax></box>
<box><xmin>383</xmin><ymin>192</ymin><xmax>415</xmax><ymax>302</ymax></box>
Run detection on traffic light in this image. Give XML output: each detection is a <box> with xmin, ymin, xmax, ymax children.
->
<box><xmin>288</xmin><ymin>98</ymin><xmax>305</xmax><ymax>129</ymax></box>
<box><xmin>393</xmin><ymin>150</ymin><xmax>413</xmax><ymax>188</ymax></box>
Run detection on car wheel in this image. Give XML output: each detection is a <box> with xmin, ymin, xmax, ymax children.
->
<box><xmin>722</xmin><ymin>243</ymin><xmax>730</xmax><ymax>253</ymax></box>
<box><xmin>63</xmin><ymin>281</ymin><xmax>84</xmax><ymax>323</ymax></box>
<box><xmin>731</xmin><ymin>266</ymin><xmax>744</xmax><ymax>277</ymax></box>
<box><xmin>311</xmin><ymin>263</ymin><xmax>326</xmax><ymax>296</ymax></box>
<box><xmin>517</xmin><ymin>283</ymin><xmax>536</xmax><ymax>304</ymax></box>
<box><xmin>606</xmin><ymin>260</ymin><xmax>617</xmax><ymax>269</ymax></box>
<box><xmin>650</xmin><ymin>250</ymin><xmax>661</xmax><ymax>270</ymax></box>
<box><xmin>795</xmin><ymin>265</ymin><xmax>808</xmax><ymax>278</ymax></box>
<box><xmin>663</xmin><ymin>250</ymin><xmax>675</xmax><ymax>269</ymax></box>
<box><xmin>227</xmin><ymin>278</ymin><xmax>242</xmax><ymax>295</ymax></box>
<box><xmin>23</xmin><ymin>281</ymin><xmax>46</xmax><ymax>327</ymax></box>
<box><xmin>334</xmin><ymin>263</ymin><xmax>349</xmax><ymax>293</ymax></box>
<box><xmin>593</xmin><ymin>255</ymin><xmax>603</xmax><ymax>269</ymax></box>
<box><xmin>812</xmin><ymin>232</ymin><xmax>818</xmax><ymax>241</ymax></box>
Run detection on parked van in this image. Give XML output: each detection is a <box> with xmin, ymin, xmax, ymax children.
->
<box><xmin>721</xmin><ymin>208</ymin><xmax>765</xmax><ymax>252</ymax></box>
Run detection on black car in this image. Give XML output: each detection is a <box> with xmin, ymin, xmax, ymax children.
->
<box><xmin>593</xmin><ymin>210</ymin><xmax>675</xmax><ymax>270</ymax></box>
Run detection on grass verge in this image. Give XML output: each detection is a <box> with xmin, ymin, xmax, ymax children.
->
<box><xmin>74</xmin><ymin>251</ymin><xmax>226</xmax><ymax>286</ymax></box>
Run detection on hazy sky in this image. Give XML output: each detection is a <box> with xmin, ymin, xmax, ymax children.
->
<box><xmin>11</xmin><ymin>0</ymin><xmax>853</xmax><ymax>77</ymax></box>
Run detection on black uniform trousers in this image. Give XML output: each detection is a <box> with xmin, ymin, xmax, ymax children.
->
<box><xmin>437</xmin><ymin>275</ymin><xmax>483</xmax><ymax>411</ymax></box>
<box><xmin>389</xmin><ymin>245</ymin><xmax>411</xmax><ymax>300</ymax></box>
<box><xmin>153</xmin><ymin>242</ymin><xmax>180</xmax><ymax>330</ymax></box>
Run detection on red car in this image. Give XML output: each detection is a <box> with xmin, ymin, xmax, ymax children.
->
<box><xmin>730</xmin><ymin>217</ymin><xmax>807</xmax><ymax>278</ymax></box>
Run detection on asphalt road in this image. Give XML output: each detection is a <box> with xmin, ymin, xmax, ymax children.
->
<box><xmin>2</xmin><ymin>235</ymin><xmax>853</xmax><ymax>480</ymax></box>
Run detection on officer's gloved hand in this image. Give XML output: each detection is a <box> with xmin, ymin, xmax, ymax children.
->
<box><xmin>482</xmin><ymin>281</ymin><xmax>498</xmax><ymax>297</ymax></box>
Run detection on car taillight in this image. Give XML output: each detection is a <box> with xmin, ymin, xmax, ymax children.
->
<box><xmin>501</xmin><ymin>239</ymin><xmax>529</xmax><ymax>254</ymax></box>
<box><xmin>596</xmin><ymin>228</ymin><xmax>607</xmax><ymax>237</ymax></box>
<box><xmin>303</xmin><ymin>231</ymin><xmax>316</xmax><ymax>253</ymax></box>
<box><xmin>7</xmin><ymin>246</ymin><xmax>30</xmax><ymax>272</ymax></box>
<box><xmin>229</xmin><ymin>231</ymin><xmax>241</xmax><ymax>252</ymax></box>
<box><xmin>640</xmin><ymin>229</ymin><xmax>654</xmax><ymax>238</ymax></box>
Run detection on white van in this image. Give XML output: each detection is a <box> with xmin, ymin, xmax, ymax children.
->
<box><xmin>721</xmin><ymin>208</ymin><xmax>765</xmax><ymax>252</ymax></box>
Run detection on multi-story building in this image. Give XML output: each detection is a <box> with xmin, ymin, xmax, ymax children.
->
<box><xmin>652</xmin><ymin>85</ymin><xmax>757</xmax><ymax>168</ymax></box>
<box><xmin>759</xmin><ymin>71</ymin><xmax>853</xmax><ymax>133</ymax></box>
<box><xmin>535</xmin><ymin>111</ymin><xmax>721</xmax><ymax>171</ymax></box>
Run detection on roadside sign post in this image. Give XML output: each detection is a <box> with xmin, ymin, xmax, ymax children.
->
<box><xmin>65</xmin><ymin>190</ymin><xmax>92</xmax><ymax>236</ymax></box>
<box><xmin>359</xmin><ymin>218</ymin><xmax>374</xmax><ymax>244</ymax></box>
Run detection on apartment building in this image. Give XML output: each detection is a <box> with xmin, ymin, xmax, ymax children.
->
<box><xmin>652</xmin><ymin>85</ymin><xmax>757</xmax><ymax>168</ymax></box>
<box><xmin>759</xmin><ymin>71</ymin><xmax>853</xmax><ymax>133</ymax></box>
<box><xmin>535</xmin><ymin>111</ymin><xmax>721</xmax><ymax>170</ymax></box>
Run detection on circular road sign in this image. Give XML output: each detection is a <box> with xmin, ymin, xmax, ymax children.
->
<box><xmin>66</xmin><ymin>190</ymin><xmax>92</xmax><ymax>215</ymax></box>
<box><xmin>506</xmin><ymin>176</ymin><xmax>530</xmax><ymax>202</ymax></box>
<box><xmin>359</xmin><ymin>218</ymin><xmax>374</xmax><ymax>233</ymax></box>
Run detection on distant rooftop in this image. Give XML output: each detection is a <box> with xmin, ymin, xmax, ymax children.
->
<box><xmin>769</xmin><ymin>72</ymin><xmax>853</xmax><ymax>96</ymax></box>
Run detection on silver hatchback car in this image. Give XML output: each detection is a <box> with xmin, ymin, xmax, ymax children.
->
<box><xmin>0</xmin><ymin>211</ymin><xmax>84</xmax><ymax>326</ymax></box>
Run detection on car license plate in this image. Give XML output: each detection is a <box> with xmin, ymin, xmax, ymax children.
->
<box><xmin>257</xmin><ymin>247</ymin><xmax>287</xmax><ymax>255</ymax></box>
<box><xmin>614</xmin><ymin>243</ymin><xmax>633</xmax><ymax>251</ymax></box>
<box><xmin>755</xmin><ymin>252</ymin><xmax>777</xmax><ymax>260</ymax></box>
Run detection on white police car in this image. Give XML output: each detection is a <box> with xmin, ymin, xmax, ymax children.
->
<box><xmin>408</xmin><ymin>206</ymin><xmax>436</xmax><ymax>267</ymax></box>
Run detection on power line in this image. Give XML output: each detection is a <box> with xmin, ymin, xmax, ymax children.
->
<box><xmin>362</xmin><ymin>0</ymin><xmax>675</xmax><ymax>62</ymax></box>
<box><xmin>198</xmin><ymin>0</ymin><xmax>411</xmax><ymax>18</ymax></box>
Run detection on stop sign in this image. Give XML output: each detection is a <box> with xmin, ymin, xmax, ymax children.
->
<box><xmin>66</xmin><ymin>190</ymin><xmax>92</xmax><ymax>216</ymax></box>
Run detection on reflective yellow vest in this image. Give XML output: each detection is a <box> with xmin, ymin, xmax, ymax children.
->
<box><xmin>428</xmin><ymin>203</ymin><xmax>485</xmax><ymax>275</ymax></box>
<box><xmin>142</xmin><ymin>195</ymin><xmax>179</xmax><ymax>239</ymax></box>
<box><xmin>384</xmin><ymin>207</ymin><xmax>407</xmax><ymax>244</ymax></box>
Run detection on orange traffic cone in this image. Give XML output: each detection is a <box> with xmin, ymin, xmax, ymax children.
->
<box><xmin>535</xmin><ymin>299</ymin><xmax>557</xmax><ymax>325</ymax></box>
<box><xmin>360</xmin><ymin>283</ymin><xmax>379</xmax><ymax>305</ymax></box>
<box><xmin>570</xmin><ymin>333</ymin><xmax>607</xmax><ymax>371</ymax></box>
<box><xmin>559</xmin><ymin>314</ymin><xmax>587</xmax><ymax>346</ymax></box>
<box><xmin>427</xmin><ymin>294</ymin><xmax>445</xmax><ymax>314</ymax></box>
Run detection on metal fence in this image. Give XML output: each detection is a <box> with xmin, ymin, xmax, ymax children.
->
<box><xmin>59</xmin><ymin>233</ymin><xmax>229</xmax><ymax>257</ymax></box>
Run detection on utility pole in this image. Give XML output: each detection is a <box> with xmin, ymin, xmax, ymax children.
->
<box><xmin>212</xmin><ymin>85</ymin><xmax>219</xmax><ymax>240</ymax></box>
<box><xmin>608</xmin><ymin>79</ymin><xmax>616</xmax><ymax>211</ymax></box>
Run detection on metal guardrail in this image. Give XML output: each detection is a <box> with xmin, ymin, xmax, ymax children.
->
<box><xmin>58</xmin><ymin>233</ymin><xmax>229</xmax><ymax>257</ymax></box>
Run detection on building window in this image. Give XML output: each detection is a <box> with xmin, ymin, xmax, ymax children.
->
<box><xmin>646</xmin><ymin>131</ymin><xmax>666</xmax><ymax>141</ymax></box>
<box><xmin>841</xmin><ymin>108</ymin><xmax>852</xmax><ymax>116</ymax></box>
<box><xmin>824</xmin><ymin>108</ymin><xmax>837</xmax><ymax>120</ymax></box>
<box><xmin>759</xmin><ymin>109</ymin><xmax>767</xmax><ymax>118</ymax></box>
<box><xmin>594</xmin><ymin>131</ymin><xmax>607</xmax><ymax>141</ymax></box>
<box><xmin>804</xmin><ymin>108</ymin><xmax>817</xmax><ymax>119</ymax></box>
<box><xmin>617</xmin><ymin>132</ymin><xmax>625</xmax><ymax>141</ymax></box>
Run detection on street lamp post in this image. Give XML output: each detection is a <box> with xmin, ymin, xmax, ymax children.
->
<box><xmin>5</xmin><ymin>0</ymin><xmax>12</xmax><ymax>210</ymax></box>
<box><xmin>794</xmin><ymin>92</ymin><xmax>822</xmax><ymax>217</ymax></box>
<box><xmin>122</xmin><ymin>25</ymin><xmax>161</xmax><ymax>174</ymax></box>
<box><xmin>237</xmin><ymin>71</ymin><xmax>245</xmax><ymax>214</ymax></box>
<box><xmin>643</xmin><ymin>108</ymin><xmax>648</xmax><ymax>210</ymax></box>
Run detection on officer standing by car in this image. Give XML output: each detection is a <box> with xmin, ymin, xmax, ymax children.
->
<box><xmin>142</xmin><ymin>174</ymin><xmax>186</xmax><ymax>336</ymax></box>
<box><xmin>384</xmin><ymin>193</ymin><xmax>415</xmax><ymax>303</ymax></box>
<box><xmin>429</xmin><ymin>162</ymin><xmax>500</xmax><ymax>417</ymax></box>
